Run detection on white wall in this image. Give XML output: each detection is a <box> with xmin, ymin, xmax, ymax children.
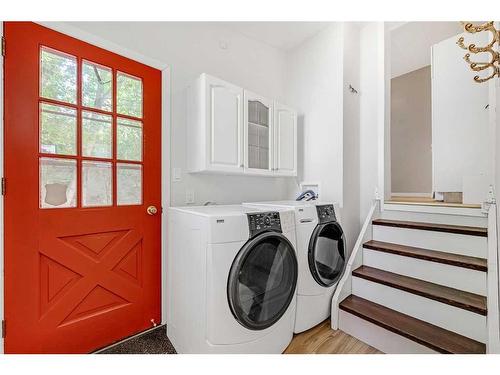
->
<box><xmin>64</xmin><ymin>22</ymin><xmax>292</xmax><ymax>206</ymax></box>
<box><xmin>391</xmin><ymin>66</ymin><xmax>433</xmax><ymax>194</ymax></box>
<box><xmin>283</xmin><ymin>22</ymin><xmax>365</xmax><ymax>251</ymax></box>
<box><xmin>390</xmin><ymin>22</ymin><xmax>462</xmax><ymax>79</ymax></box>
<box><xmin>283</xmin><ymin>22</ymin><xmax>381</xmax><ymax>251</ymax></box>
<box><xmin>432</xmin><ymin>32</ymin><xmax>490</xmax><ymax>202</ymax></box>
<box><xmin>341</xmin><ymin>23</ymin><xmax>361</xmax><ymax>252</ymax></box>
<box><xmin>284</xmin><ymin>24</ymin><xmax>344</xmax><ymax>205</ymax></box>
<box><xmin>359</xmin><ymin>22</ymin><xmax>385</xmax><ymax>222</ymax></box>
<box><xmin>281</xmin><ymin>20</ymin><xmax>386</xmax><ymax>253</ymax></box>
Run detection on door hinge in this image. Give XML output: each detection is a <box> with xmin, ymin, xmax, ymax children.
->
<box><xmin>1</xmin><ymin>177</ymin><xmax>5</xmax><ymax>196</ymax></box>
<box><xmin>1</xmin><ymin>36</ymin><xmax>5</xmax><ymax>57</ymax></box>
<box><xmin>1</xmin><ymin>320</ymin><xmax>5</xmax><ymax>339</ymax></box>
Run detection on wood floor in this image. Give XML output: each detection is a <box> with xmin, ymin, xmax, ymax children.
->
<box><xmin>284</xmin><ymin>319</ymin><xmax>382</xmax><ymax>354</ymax></box>
<box><xmin>386</xmin><ymin>196</ymin><xmax>481</xmax><ymax>209</ymax></box>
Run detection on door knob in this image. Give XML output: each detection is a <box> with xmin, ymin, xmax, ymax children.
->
<box><xmin>147</xmin><ymin>205</ymin><xmax>158</xmax><ymax>215</ymax></box>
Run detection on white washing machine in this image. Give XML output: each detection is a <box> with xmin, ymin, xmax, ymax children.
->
<box><xmin>243</xmin><ymin>201</ymin><xmax>346</xmax><ymax>333</ymax></box>
<box><xmin>167</xmin><ymin>205</ymin><xmax>298</xmax><ymax>353</ymax></box>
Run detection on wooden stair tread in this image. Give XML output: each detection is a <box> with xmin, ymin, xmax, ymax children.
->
<box><xmin>363</xmin><ymin>240</ymin><xmax>487</xmax><ymax>271</ymax></box>
<box><xmin>372</xmin><ymin>219</ymin><xmax>487</xmax><ymax>237</ymax></box>
<box><xmin>339</xmin><ymin>295</ymin><xmax>486</xmax><ymax>354</ymax></box>
<box><xmin>352</xmin><ymin>266</ymin><xmax>487</xmax><ymax>315</ymax></box>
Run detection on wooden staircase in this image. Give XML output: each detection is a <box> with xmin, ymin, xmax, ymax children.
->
<box><xmin>340</xmin><ymin>295</ymin><xmax>485</xmax><ymax>354</ymax></box>
<box><xmin>337</xmin><ymin>212</ymin><xmax>490</xmax><ymax>354</ymax></box>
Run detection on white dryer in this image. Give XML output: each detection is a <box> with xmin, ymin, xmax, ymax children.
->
<box><xmin>167</xmin><ymin>205</ymin><xmax>298</xmax><ymax>353</ymax></box>
<box><xmin>243</xmin><ymin>201</ymin><xmax>346</xmax><ymax>333</ymax></box>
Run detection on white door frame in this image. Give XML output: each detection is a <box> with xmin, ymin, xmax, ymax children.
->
<box><xmin>377</xmin><ymin>22</ymin><xmax>387</xmax><ymax>208</ymax></box>
<box><xmin>383</xmin><ymin>23</ymin><xmax>391</xmax><ymax>203</ymax></box>
<box><xmin>0</xmin><ymin>20</ymin><xmax>5</xmax><ymax>354</ymax></box>
<box><xmin>0</xmin><ymin>22</ymin><xmax>172</xmax><ymax>353</ymax></box>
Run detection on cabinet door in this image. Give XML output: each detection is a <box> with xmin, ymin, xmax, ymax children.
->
<box><xmin>274</xmin><ymin>103</ymin><xmax>297</xmax><ymax>176</ymax></box>
<box><xmin>243</xmin><ymin>90</ymin><xmax>274</xmax><ymax>175</ymax></box>
<box><xmin>206</xmin><ymin>75</ymin><xmax>244</xmax><ymax>172</ymax></box>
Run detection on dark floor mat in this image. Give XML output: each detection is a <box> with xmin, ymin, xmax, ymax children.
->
<box><xmin>97</xmin><ymin>325</ymin><xmax>177</xmax><ymax>354</ymax></box>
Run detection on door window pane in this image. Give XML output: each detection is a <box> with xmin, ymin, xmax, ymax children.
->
<box><xmin>40</xmin><ymin>103</ymin><xmax>77</xmax><ymax>155</ymax></box>
<box><xmin>117</xmin><ymin>72</ymin><xmax>143</xmax><ymax>118</ymax></box>
<box><xmin>40</xmin><ymin>47</ymin><xmax>77</xmax><ymax>104</ymax></box>
<box><xmin>82</xmin><ymin>161</ymin><xmax>112</xmax><ymax>207</ymax></box>
<box><xmin>82</xmin><ymin>111</ymin><xmax>112</xmax><ymax>158</ymax></box>
<box><xmin>40</xmin><ymin>158</ymin><xmax>77</xmax><ymax>208</ymax></box>
<box><xmin>117</xmin><ymin>163</ymin><xmax>142</xmax><ymax>205</ymax></box>
<box><xmin>82</xmin><ymin>61</ymin><xmax>113</xmax><ymax>111</ymax></box>
<box><xmin>117</xmin><ymin>118</ymin><xmax>142</xmax><ymax>161</ymax></box>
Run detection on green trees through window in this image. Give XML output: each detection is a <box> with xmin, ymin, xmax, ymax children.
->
<box><xmin>39</xmin><ymin>47</ymin><xmax>144</xmax><ymax>208</ymax></box>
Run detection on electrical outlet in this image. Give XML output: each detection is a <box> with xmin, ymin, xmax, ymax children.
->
<box><xmin>185</xmin><ymin>189</ymin><xmax>195</xmax><ymax>204</ymax></box>
<box><xmin>173</xmin><ymin>167</ymin><xmax>182</xmax><ymax>182</ymax></box>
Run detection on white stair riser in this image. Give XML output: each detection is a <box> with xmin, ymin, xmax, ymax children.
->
<box><xmin>352</xmin><ymin>277</ymin><xmax>487</xmax><ymax>343</ymax></box>
<box><xmin>363</xmin><ymin>249</ymin><xmax>487</xmax><ymax>296</ymax></box>
<box><xmin>381</xmin><ymin>207</ymin><xmax>487</xmax><ymax>227</ymax></box>
<box><xmin>373</xmin><ymin>226</ymin><xmax>488</xmax><ymax>258</ymax></box>
<box><xmin>339</xmin><ymin>310</ymin><xmax>437</xmax><ymax>354</ymax></box>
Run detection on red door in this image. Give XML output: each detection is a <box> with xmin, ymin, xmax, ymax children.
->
<box><xmin>4</xmin><ymin>22</ymin><xmax>162</xmax><ymax>353</ymax></box>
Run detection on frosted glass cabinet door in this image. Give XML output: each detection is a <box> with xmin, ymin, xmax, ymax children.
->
<box><xmin>206</xmin><ymin>75</ymin><xmax>244</xmax><ymax>172</ymax></box>
<box><xmin>243</xmin><ymin>90</ymin><xmax>273</xmax><ymax>174</ymax></box>
<box><xmin>274</xmin><ymin>103</ymin><xmax>297</xmax><ymax>176</ymax></box>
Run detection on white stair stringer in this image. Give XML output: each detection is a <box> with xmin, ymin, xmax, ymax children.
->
<box><xmin>331</xmin><ymin>199</ymin><xmax>380</xmax><ymax>330</ymax></box>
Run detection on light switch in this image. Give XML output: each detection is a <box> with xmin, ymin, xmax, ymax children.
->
<box><xmin>185</xmin><ymin>189</ymin><xmax>195</xmax><ymax>204</ymax></box>
<box><xmin>173</xmin><ymin>167</ymin><xmax>182</xmax><ymax>182</ymax></box>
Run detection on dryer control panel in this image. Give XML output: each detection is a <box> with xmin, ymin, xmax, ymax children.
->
<box><xmin>316</xmin><ymin>204</ymin><xmax>337</xmax><ymax>224</ymax></box>
<box><xmin>247</xmin><ymin>212</ymin><xmax>282</xmax><ymax>237</ymax></box>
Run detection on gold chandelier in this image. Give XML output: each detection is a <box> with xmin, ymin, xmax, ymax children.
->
<box><xmin>457</xmin><ymin>21</ymin><xmax>499</xmax><ymax>83</ymax></box>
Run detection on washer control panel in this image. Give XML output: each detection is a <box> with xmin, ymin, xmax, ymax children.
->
<box><xmin>247</xmin><ymin>212</ymin><xmax>282</xmax><ymax>237</ymax></box>
<box><xmin>316</xmin><ymin>204</ymin><xmax>337</xmax><ymax>224</ymax></box>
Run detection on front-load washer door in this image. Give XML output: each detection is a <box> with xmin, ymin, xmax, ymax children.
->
<box><xmin>308</xmin><ymin>222</ymin><xmax>346</xmax><ymax>287</ymax></box>
<box><xmin>228</xmin><ymin>232</ymin><xmax>298</xmax><ymax>331</ymax></box>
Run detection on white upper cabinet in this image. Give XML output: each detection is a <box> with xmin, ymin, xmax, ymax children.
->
<box><xmin>244</xmin><ymin>91</ymin><xmax>274</xmax><ymax>175</ymax></box>
<box><xmin>187</xmin><ymin>74</ymin><xmax>244</xmax><ymax>174</ymax></box>
<box><xmin>187</xmin><ymin>73</ymin><xmax>296</xmax><ymax>177</ymax></box>
<box><xmin>209</xmin><ymin>79</ymin><xmax>244</xmax><ymax>172</ymax></box>
<box><xmin>274</xmin><ymin>103</ymin><xmax>297</xmax><ymax>176</ymax></box>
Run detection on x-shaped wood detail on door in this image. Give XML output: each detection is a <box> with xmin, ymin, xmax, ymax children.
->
<box><xmin>38</xmin><ymin>227</ymin><xmax>143</xmax><ymax>328</ymax></box>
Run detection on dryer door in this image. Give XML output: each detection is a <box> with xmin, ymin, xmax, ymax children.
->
<box><xmin>308</xmin><ymin>222</ymin><xmax>346</xmax><ymax>287</ymax></box>
<box><xmin>228</xmin><ymin>232</ymin><xmax>298</xmax><ymax>330</ymax></box>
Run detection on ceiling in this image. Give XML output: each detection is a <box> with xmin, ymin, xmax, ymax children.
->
<box><xmin>391</xmin><ymin>22</ymin><xmax>463</xmax><ymax>78</ymax></box>
<box><xmin>221</xmin><ymin>22</ymin><xmax>332</xmax><ymax>51</ymax></box>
